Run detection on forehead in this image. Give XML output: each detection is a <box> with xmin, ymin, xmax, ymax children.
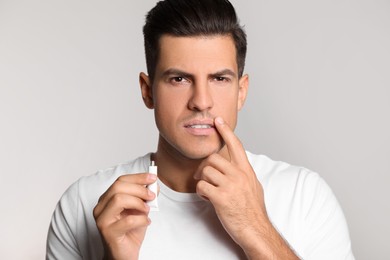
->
<box><xmin>156</xmin><ymin>35</ymin><xmax>238</xmax><ymax>74</ymax></box>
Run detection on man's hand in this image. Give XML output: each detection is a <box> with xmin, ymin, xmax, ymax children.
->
<box><xmin>195</xmin><ymin>117</ymin><xmax>299</xmax><ymax>259</ymax></box>
<box><xmin>93</xmin><ymin>173</ymin><xmax>157</xmax><ymax>260</ymax></box>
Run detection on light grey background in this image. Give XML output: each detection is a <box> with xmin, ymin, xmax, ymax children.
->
<box><xmin>0</xmin><ymin>0</ymin><xmax>389</xmax><ymax>259</ymax></box>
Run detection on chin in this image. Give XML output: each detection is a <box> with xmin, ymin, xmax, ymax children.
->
<box><xmin>178</xmin><ymin>144</ymin><xmax>223</xmax><ymax>160</ymax></box>
<box><xmin>159</xmin><ymin>133</ymin><xmax>224</xmax><ymax>160</ymax></box>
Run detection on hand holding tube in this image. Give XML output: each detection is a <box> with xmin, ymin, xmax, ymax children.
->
<box><xmin>93</xmin><ymin>173</ymin><xmax>157</xmax><ymax>260</ymax></box>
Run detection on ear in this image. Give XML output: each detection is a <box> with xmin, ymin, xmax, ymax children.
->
<box><xmin>237</xmin><ymin>74</ymin><xmax>249</xmax><ymax>111</ymax></box>
<box><xmin>139</xmin><ymin>72</ymin><xmax>154</xmax><ymax>109</ymax></box>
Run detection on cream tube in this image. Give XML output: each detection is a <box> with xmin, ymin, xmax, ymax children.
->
<box><xmin>147</xmin><ymin>160</ymin><xmax>159</xmax><ymax>211</ymax></box>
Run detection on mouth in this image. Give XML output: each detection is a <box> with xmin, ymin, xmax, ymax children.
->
<box><xmin>184</xmin><ymin>119</ymin><xmax>216</xmax><ymax>136</ymax></box>
<box><xmin>185</xmin><ymin>124</ymin><xmax>214</xmax><ymax>129</ymax></box>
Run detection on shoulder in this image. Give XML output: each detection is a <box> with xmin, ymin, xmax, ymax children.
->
<box><xmin>246</xmin><ymin>151</ymin><xmax>333</xmax><ymax>215</ymax></box>
<box><xmin>246</xmin><ymin>152</ymin><xmax>353</xmax><ymax>259</ymax></box>
<box><xmin>246</xmin><ymin>151</ymin><xmax>322</xmax><ymax>188</ymax></box>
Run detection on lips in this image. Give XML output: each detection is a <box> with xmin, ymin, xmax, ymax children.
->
<box><xmin>184</xmin><ymin>119</ymin><xmax>215</xmax><ymax>129</ymax></box>
<box><xmin>187</xmin><ymin>124</ymin><xmax>213</xmax><ymax>129</ymax></box>
<box><xmin>184</xmin><ymin>119</ymin><xmax>216</xmax><ymax>136</ymax></box>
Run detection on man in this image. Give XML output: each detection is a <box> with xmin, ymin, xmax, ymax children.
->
<box><xmin>47</xmin><ymin>0</ymin><xmax>354</xmax><ymax>259</ymax></box>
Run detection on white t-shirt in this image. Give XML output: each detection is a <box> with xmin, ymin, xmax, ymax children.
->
<box><xmin>46</xmin><ymin>152</ymin><xmax>354</xmax><ymax>259</ymax></box>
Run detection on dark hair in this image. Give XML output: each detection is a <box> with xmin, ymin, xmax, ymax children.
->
<box><xmin>143</xmin><ymin>0</ymin><xmax>247</xmax><ymax>81</ymax></box>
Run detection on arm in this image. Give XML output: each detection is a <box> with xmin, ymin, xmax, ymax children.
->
<box><xmin>194</xmin><ymin>117</ymin><xmax>299</xmax><ymax>259</ymax></box>
<box><xmin>46</xmin><ymin>182</ymin><xmax>83</xmax><ymax>260</ymax></box>
<box><xmin>301</xmin><ymin>174</ymin><xmax>354</xmax><ymax>260</ymax></box>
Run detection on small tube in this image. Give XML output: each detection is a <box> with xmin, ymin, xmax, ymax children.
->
<box><xmin>147</xmin><ymin>160</ymin><xmax>159</xmax><ymax>211</ymax></box>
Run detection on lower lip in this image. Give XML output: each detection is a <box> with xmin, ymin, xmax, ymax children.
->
<box><xmin>184</xmin><ymin>126</ymin><xmax>216</xmax><ymax>136</ymax></box>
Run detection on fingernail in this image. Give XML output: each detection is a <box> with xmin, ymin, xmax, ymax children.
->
<box><xmin>148</xmin><ymin>173</ymin><xmax>157</xmax><ymax>181</ymax></box>
<box><xmin>215</xmin><ymin>117</ymin><xmax>224</xmax><ymax>125</ymax></box>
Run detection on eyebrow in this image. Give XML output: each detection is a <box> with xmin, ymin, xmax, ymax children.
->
<box><xmin>161</xmin><ymin>68</ymin><xmax>237</xmax><ymax>79</ymax></box>
<box><xmin>210</xmin><ymin>69</ymin><xmax>237</xmax><ymax>78</ymax></box>
<box><xmin>161</xmin><ymin>68</ymin><xmax>192</xmax><ymax>78</ymax></box>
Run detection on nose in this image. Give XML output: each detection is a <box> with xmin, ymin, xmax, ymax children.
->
<box><xmin>187</xmin><ymin>81</ymin><xmax>214</xmax><ymax>111</ymax></box>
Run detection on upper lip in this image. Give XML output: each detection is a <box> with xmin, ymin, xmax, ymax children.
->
<box><xmin>184</xmin><ymin>118</ymin><xmax>215</xmax><ymax>128</ymax></box>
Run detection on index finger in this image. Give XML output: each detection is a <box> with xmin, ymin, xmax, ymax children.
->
<box><xmin>214</xmin><ymin>116</ymin><xmax>247</xmax><ymax>165</ymax></box>
<box><xmin>116</xmin><ymin>173</ymin><xmax>157</xmax><ymax>185</ymax></box>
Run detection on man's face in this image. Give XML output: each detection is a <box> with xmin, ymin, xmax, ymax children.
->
<box><xmin>141</xmin><ymin>35</ymin><xmax>248</xmax><ymax>160</ymax></box>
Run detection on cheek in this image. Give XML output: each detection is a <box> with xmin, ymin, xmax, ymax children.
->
<box><xmin>214</xmin><ymin>90</ymin><xmax>239</xmax><ymax>111</ymax></box>
<box><xmin>154</xmin><ymin>91</ymin><xmax>185</xmax><ymax>125</ymax></box>
<box><xmin>214</xmin><ymin>91</ymin><xmax>239</xmax><ymax>128</ymax></box>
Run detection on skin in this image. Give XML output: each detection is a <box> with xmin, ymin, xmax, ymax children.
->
<box><xmin>93</xmin><ymin>35</ymin><xmax>299</xmax><ymax>260</ymax></box>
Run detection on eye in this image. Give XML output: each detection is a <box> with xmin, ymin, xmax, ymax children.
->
<box><xmin>169</xmin><ymin>76</ymin><xmax>190</xmax><ymax>85</ymax></box>
<box><xmin>214</xmin><ymin>76</ymin><xmax>230</xmax><ymax>82</ymax></box>
<box><xmin>172</xmin><ymin>77</ymin><xmax>184</xmax><ymax>82</ymax></box>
